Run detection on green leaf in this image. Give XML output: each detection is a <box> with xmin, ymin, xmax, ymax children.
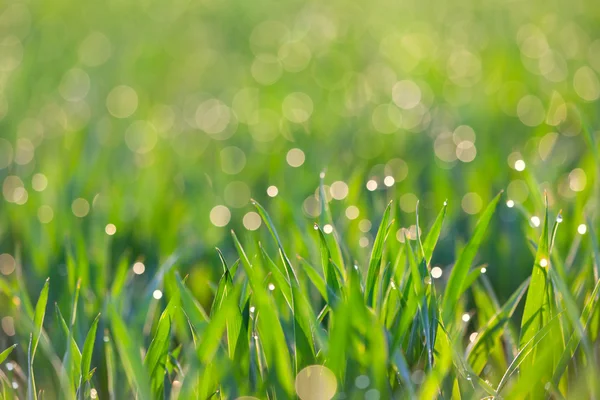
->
<box><xmin>422</xmin><ymin>200</ymin><xmax>448</xmax><ymax>266</ymax></box>
<box><xmin>315</xmin><ymin>223</ymin><xmax>342</xmax><ymax>305</ymax></box>
<box><xmin>27</xmin><ymin>333</ymin><xmax>36</xmax><ymax>400</ymax></box>
<box><xmin>81</xmin><ymin>314</ymin><xmax>100</xmax><ymax>382</ymax></box>
<box><xmin>518</xmin><ymin>195</ymin><xmax>553</xmax><ymax>348</ymax></box>
<box><xmin>552</xmin><ymin>277</ymin><xmax>600</xmax><ymax>385</ymax></box>
<box><xmin>55</xmin><ymin>304</ymin><xmax>82</xmax><ymax>385</ymax></box>
<box><xmin>365</xmin><ymin>201</ymin><xmax>393</xmax><ymax>307</ymax></box>
<box><xmin>297</xmin><ymin>257</ymin><xmax>327</xmax><ymax>301</ymax></box>
<box><xmin>497</xmin><ymin>312</ymin><xmax>563</xmax><ymax>395</ymax></box>
<box><xmin>0</xmin><ymin>344</ymin><xmax>17</xmax><ymax>365</ymax></box>
<box><xmin>467</xmin><ymin>278</ymin><xmax>529</xmax><ymax>375</ymax></box>
<box><xmin>110</xmin><ymin>307</ymin><xmax>151</xmax><ymax>399</ymax></box>
<box><xmin>442</xmin><ymin>191</ymin><xmax>502</xmax><ymax>325</ymax></box>
<box><xmin>145</xmin><ymin>307</ymin><xmax>172</xmax><ymax>398</ymax></box>
<box><xmin>32</xmin><ymin>278</ymin><xmax>50</xmax><ymax>361</ymax></box>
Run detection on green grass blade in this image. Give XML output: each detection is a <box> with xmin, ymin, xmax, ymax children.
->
<box><xmin>0</xmin><ymin>344</ymin><xmax>17</xmax><ymax>365</ymax></box>
<box><xmin>32</xmin><ymin>278</ymin><xmax>50</xmax><ymax>361</ymax></box>
<box><xmin>552</xmin><ymin>278</ymin><xmax>600</xmax><ymax>385</ymax></box>
<box><xmin>443</xmin><ymin>191</ymin><xmax>502</xmax><ymax>325</ymax></box>
<box><xmin>55</xmin><ymin>304</ymin><xmax>82</xmax><ymax>386</ymax></box>
<box><xmin>365</xmin><ymin>201</ymin><xmax>393</xmax><ymax>308</ymax></box>
<box><xmin>110</xmin><ymin>307</ymin><xmax>152</xmax><ymax>399</ymax></box>
<box><xmin>63</xmin><ymin>280</ymin><xmax>81</xmax><ymax>395</ymax></box>
<box><xmin>518</xmin><ymin>195</ymin><xmax>552</xmax><ymax>347</ymax></box>
<box><xmin>422</xmin><ymin>201</ymin><xmax>448</xmax><ymax>266</ymax></box>
<box><xmin>104</xmin><ymin>331</ymin><xmax>116</xmax><ymax>400</ymax></box>
<box><xmin>144</xmin><ymin>307</ymin><xmax>172</xmax><ymax>398</ymax></box>
<box><xmin>81</xmin><ymin>313</ymin><xmax>100</xmax><ymax>382</ymax></box>
<box><xmin>497</xmin><ymin>312</ymin><xmax>563</xmax><ymax>395</ymax></box>
<box><xmin>297</xmin><ymin>257</ymin><xmax>327</xmax><ymax>300</ymax></box>
<box><xmin>27</xmin><ymin>333</ymin><xmax>36</xmax><ymax>400</ymax></box>
<box><xmin>467</xmin><ymin>278</ymin><xmax>529</xmax><ymax>375</ymax></box>
<box><xmin>315</xmin><ymin>223</ymin><xmax>342</xmax><ymax>305</ymax></box>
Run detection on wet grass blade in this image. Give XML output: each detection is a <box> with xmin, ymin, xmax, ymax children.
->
<box><xmin>552</xmin><ymin>278</ymin><xmax>600</xmax><ymax>385</ymax></box>
<box><xmin>467</xmin><ymin>278</ymin><xmax>529</xmax><ymax>375</ymax></box>
<box><xmin>422</xmin><ymin>201</ymin><xmax>448</xmax><ymax>266</ymax></box>
<box><xmin>518</xmin><ymin>195</ymin><xmax>553</xmax><ymax>364</ymax></box>
<box><xmin>315</xmin><ymin>223</ymin><xmax>342</xmax><ymax>305</ymax></box>
<box><xmin>497</xmin><ymin>312</ymin><xmax>563</xmax><ymax>394</ymax></box>
<box><xmin>443</xmin><ymin>191</ymin><xmax>502</xmax><ymax>325</ymax></box>
<box><xmin>365</xmin><ymin>201</ymin><xmax>393</xmax><ymax>308</ymax></box>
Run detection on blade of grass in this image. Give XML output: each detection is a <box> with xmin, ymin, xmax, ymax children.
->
<box><xmin>0</xmin><ymin>345</ymin><xmax>17</xmax><ymax>365</ymax></box>
<box><xmin>365</xmin><ymin>201</ymin><xmax>393</xmax><ymax>308</ymax></box>
<box><xmin>80</xmin><ymin>313</ymin><xmax>100</xmax><ymax>382</ymax></box>
<box><xmin>442</xmin><ymin>191</ymin><xmax>502</xmax><ymax>325</ymax></box>
<box><xmin>467</xmin><ymin>278</ymin><xmax>529</xmax><ymax>375</ymax></box>
<box><xmin>422</xmin><ymin>201</ymin><xmax>448</xmax><ymax>266</ymax></box>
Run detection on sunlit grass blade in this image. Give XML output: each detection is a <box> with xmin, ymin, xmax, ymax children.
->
<box><xmin>497</xmin><ymin>312</ymin><xmax>563</xmax><ymax>394</ymax></box>
<box><xmin>552</xmin><ymin>277</ymin><xmax>600</xmax><ymax>385</ymax></box>
<box><xmin>80</xmin><ymin>313</ymin><xmax>100</xmax><ymax>383</ymax></box>
<box><xmin>467</xmin><ymin>278</ymin><xmax>529</xmax><ymax>375</ymax></box>
<box><xmin>314</xmin><ymin>223</ymin><xmax>342</xmax><ymax>305</ymax></box>
<box><xmin>422</xmin><ymin>200</ymin><xmax>448</xmax><ymax>266</ymax></box>
<box><xmin>27</xmin><ymin>333</ymin><xmax>36</xmax><ymax>400</ymax></box>
<box><xmin>104</xmin><ymin>331</ymin><xmax>116</xmax><ymax>400</ymax></box>
<box><xmin>518</xmin><ymin>194</ymin><xmax>557</xmax><ymax>393</ymax></box>
<box><xmin>144</xmin><ymin>307</ymin><xmax>172</xmax><ymax>398</ymax></box>
<box><xmin>442</xmin><ymin>191</ymin><xmax>502</xmax><ymax>325</ymax></box>
<box><xmin>55</xmin><ymin>304</ymin><xmax>82</xmax><ymax>387</ymax></box>
<box><xmin>110</xmin><ymin>306</ymin><xmax>152</xmax><ymax>399</ymax></box>
<box><xmin>0</xmin><ymin>345</ymin><xmax>17</xmax><ymax>365</ymax></box>
<box><xmin>32</xmin><ymin>278</ymin><xmax>49</xmax><ymax>361</ymax></box>
<box><xmin>318</xmin><ymin>171</ymin><xmax>345</xmax><ymax>271</ymax></box>
<box><xmin>365</xmin><ymin>201</ymin><xmax>393</xmax><ymax>308</ymax></box>
<box><xmin>63</xmin><ymin>280</ymin><xmax>81</xmax><ymax>394</ymax></box>
<box><xmin>231</xmin><ymin>231</ymin><xmax>295</xmax><ymax>397</ymax></box>
<box><xmin>297</xmin><ymin>257</ymin><xmax>327</xmax><ymax>300</ymax></box>
<box><xmin>175</xmin><ymin>273</ymin><xmax>209</xmax><ymax>341</ymax></box>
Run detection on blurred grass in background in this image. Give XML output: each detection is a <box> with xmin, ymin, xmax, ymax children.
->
<box><xmin>0</xmin><ymin>0</ymin><xmax>600</xmax><ymax>396</ymax></box>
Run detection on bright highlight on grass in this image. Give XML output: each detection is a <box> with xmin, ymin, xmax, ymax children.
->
<box><xmin>366</xmin><ymin>180</ymin><xmax>378</xmax><ymax>191</ymax></box>
<box><xmin>431</xmin><ymin>266</ymin><xmax>443</xmax><ymax>279</ymax></box>
<box><xmin>152</xmin><ymin>289</ymin><xmax>163</xmax><ymax>299</ymax></box>
<box><xmin>530</xmin><ymin>216</ymin><xmax>541</xmax><ymax>227</ymax></box>
<box><xmin>506</xmin><ymin>200</ymin><xmax>515</xmax><ymax>208</ymax></box>
<box><xmin>267</xmin><ymin>185</ymin><xmax>279</xmax><ymax>197</ymax></box>
<box><xmin>540</xmin><ymin>258</ymin><xmax>548</xmax><ymax>267</ymax></box>
<box><xmin>578</xmin><ymin>224</ymin><xmax>587</xmax><ymax>235</ymax></box>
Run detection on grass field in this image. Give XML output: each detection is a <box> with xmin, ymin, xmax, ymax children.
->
<box><xmin>1</xmin><ymin>0</ymin><xmax>600</xmax><ymax>398</ymax></box>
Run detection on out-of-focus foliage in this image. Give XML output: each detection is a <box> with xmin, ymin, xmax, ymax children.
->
<box><xmin>1</xmin><ymin>0</ymin><xmax>600</xmax><ymax>398</ymax></box>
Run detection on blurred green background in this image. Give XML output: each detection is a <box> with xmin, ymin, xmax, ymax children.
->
<box><xmin>1</xmin><ymin>0</ymin><xmax>599</xmax><ymax>318</ymax></box>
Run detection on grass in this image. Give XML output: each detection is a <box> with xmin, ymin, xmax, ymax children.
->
<box><xmin>2</xmin><ymin>0</ymin><xmax>600</xmax><ymax>398</ymax></box>
<box><xmin>1</xmin><ymin>184</ymin><xmax>599</xmax><ymax>399</ymax></box>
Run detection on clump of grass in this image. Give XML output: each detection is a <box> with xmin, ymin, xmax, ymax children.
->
<box><xmin>0</xmin><ymin>191</ymin><xmax>599</xmax><ymax>400</ymax></box>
